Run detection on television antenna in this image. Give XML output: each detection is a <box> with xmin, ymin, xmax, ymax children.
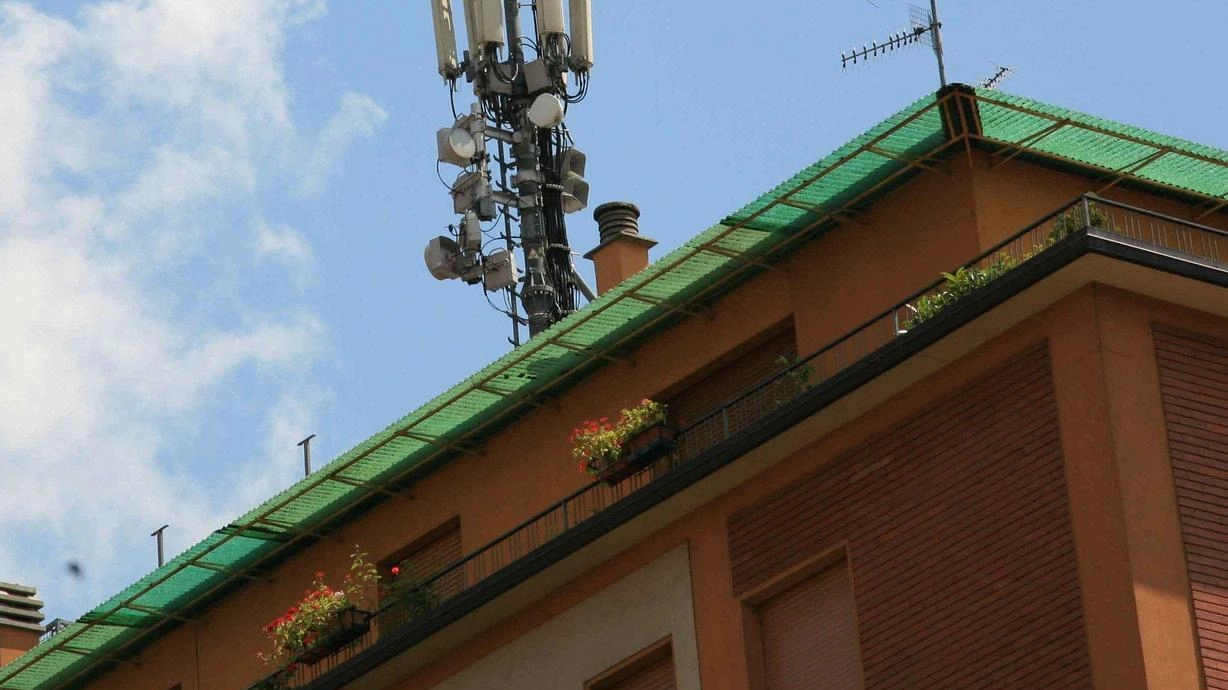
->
<box><xmin>978</xmin><ymin>64</ymin><xmax>1015</xmax><ymax>90</ymax></box>
<box><xmin>426</xmin><ymin>0</ymin><xmax>596</xmax><ymax>345</ymax></box>
<box><xmin>841</xmin><ymin>0</ymin><xmax>947</xmax><ymax>87</ymax></box>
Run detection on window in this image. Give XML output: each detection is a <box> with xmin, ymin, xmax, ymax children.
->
<box><xmin>586</xmin><ymin>638</ymin><xmax>676</xmax><ymax>690</ymax></box>
<box><xmin>755</xmin><ymin>563</ymin><xmax>863</xmax><ymax>690</ymax></box>
<box><xmin>381</xmin><ymin>517</ymin><xmax>463</xmax><ymax>599</ymax></box>
<box><xmin>666</xmin><ymin>323</ymin><xmax>797</xmax><ymax>426</ymax></box>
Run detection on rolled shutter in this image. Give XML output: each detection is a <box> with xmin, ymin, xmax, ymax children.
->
<box><xmin>593</xmin><ymin>649</ymin><xmax>676</xmax><ymax>690</ymax></box>
<box><xmin>759</xmin><ymin>564</ymin><xmax>863</xmax><ymax>690</ymax></box>
<box><xmin>396</xmin><ymin>520</ymin><xmax>463</xmax><ymax>597</ymax></box>
<box><xmin>606</xmin><ymin>653</ymin><xmax>675</xmax><ymax>690</ymax></box>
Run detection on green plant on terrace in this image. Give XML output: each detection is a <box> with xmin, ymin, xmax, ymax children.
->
<box><xmin>772</xmin><ymin>355</ymin><xmax>816</xmax><ymax>408</ymax></box>
<box><xmin>1048</xmin><ymin>201</ymin><xmax>1107</xmax><ymax>245</ymax></box>
<box><xmin>904</xmin><ymin>252</ymin><xmax>1018</xmax><ymax>329</ymax></box>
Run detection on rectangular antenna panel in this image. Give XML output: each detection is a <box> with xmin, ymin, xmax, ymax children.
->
<box><xmin>462</xmin><ymin>0</ymin><xmax>480</xmax><ymax>55</ymax></box>
<box><xmin>537</xmin><ymin>0</ymin><xmax>565</xmax><ymax>38</ymax></box>
<box><xmin>477</xmin><ymin>0</ymin><xmax>505</xmax><ymax>46</ymax></box>
<box><xmin>568</xmin><ymin>0</ymin><xmax>593</xmax><ymax>70</ymax></box>
<box><xmin>430</xmin><ymin>0</ymin><xmax>459</xmax><ymax>76</ymax></box>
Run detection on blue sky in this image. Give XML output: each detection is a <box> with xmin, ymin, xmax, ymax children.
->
<box><xmin>2</xmin><ymin>0</ymin><xmax>1225</xmax><ymax>623</ymax></box>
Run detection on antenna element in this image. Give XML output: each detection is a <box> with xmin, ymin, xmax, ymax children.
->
<box><xmin>979</xmin><ymin>65</ymin><xmax>1015</xmax><ymax>90</ymax></box>
<box><xmin>843</xmin><ymin>1</ymin><xmax>948</xmax><ymax>87</ymax></box>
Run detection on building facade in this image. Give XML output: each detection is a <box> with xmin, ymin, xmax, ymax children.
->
<box><xmin>4</xmin><ymin>84</ymin><xmax>1228</xmax><ymax>690</ymax></box>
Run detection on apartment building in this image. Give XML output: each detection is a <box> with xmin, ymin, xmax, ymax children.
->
<box><xmin>3</xmin><ymin>84</ymin><xmax>1228</xmax><ymax>690</ymax></box>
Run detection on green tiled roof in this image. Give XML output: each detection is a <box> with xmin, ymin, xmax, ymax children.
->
<box><xmin>976</xmin><ymin>90</ymin><xmax>1228</xmax><ymax>200</ymax></box>
<box><xmin>4</xmin><ymin>85</ymin><xmax>1227</xmax><ymax>690</ymax></box>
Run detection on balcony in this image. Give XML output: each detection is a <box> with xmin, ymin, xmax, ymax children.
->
<box><xmin>248</xmin><ymin>194</ymin><xmax>1228</xmax><ymax>690</ymax></box>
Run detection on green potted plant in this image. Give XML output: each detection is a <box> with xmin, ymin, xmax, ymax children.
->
<box><xmin>379</xmin><ymin>564</ymin><xmax>441</xmax><ymax>632</ymax></box>
<box><xmin>903</xmin><ymin>252</ymin><xmax>1018</xmax><ymax>329</ymax></box>
<box><xmin>1048</xmin><ymin>200</ymin><xmax>1107</xmax><ymax>244</ymax></box>
<box><xmin>258</xmin><ymin>547</ymin><xmax>379</xmax><ymax>667</ymax></box>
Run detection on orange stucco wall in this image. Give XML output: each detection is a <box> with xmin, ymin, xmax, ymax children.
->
<box><xmin>70</xmin><ymin>147</ymin><xmax>1228</xmax><ymax>690</ymax></box>
<box><xmin>395</xmin><ymin>286</ymin><xmax>1219</xmax><ymax>690</ymax></box>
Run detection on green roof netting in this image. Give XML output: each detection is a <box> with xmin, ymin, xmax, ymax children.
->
<box><xmin>5</xmin><ymin>85</ymin><xmax>1228</xmax><ymax>690</ymax></box>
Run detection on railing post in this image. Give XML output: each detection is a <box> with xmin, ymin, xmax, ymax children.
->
<box><xmin>1081</xmin><ymin>195</ymin><xmax>1092</xmax><ymax>230</ymax></box>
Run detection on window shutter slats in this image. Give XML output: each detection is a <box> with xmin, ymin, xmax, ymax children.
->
<box><xmin>759</xmin><ymin>564</ymin><xmax>863</xmax><ymax>690</ymax></box>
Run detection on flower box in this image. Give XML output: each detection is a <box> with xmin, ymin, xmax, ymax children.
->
<box><xmin>623</xmin><ymin>423</ymin><xmax>677</xmax><ymax>468</ymax></box>
<box><xmin>591</xmin><ymin>453</ymin><xmax>637</xmax><ymax>485</ymax></box>
<box><xmin>590</xmin><ymin>423</ymin><xmax>676</xmax><ymax>485</ymax></box>
<box><xmin>292</xmin><ymin>607</ymin><xmax>370</xmax><ymax>665</ymax></box>
<box><xmin>572</xmin><ymin>399</ymin><xmax>674</xmax><ymax>485</ymax></box>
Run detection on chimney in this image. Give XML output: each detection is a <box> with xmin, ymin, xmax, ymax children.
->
<box><xmin>584</xmin><ymin>202</ymin><xmax>657</xmax><ymax>295</ymax></box>
<box><xmin>0</xmin><ymin>583</ymin><xmax>44</xmax><ymax>666</ymax></box>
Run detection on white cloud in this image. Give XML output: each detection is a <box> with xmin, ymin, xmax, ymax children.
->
<box><xmin>0</xmin><ymin>0</ymin><xmax>378</xmax><ymax>621</ymax></box>
<box><xmin>119</xmin><ymin>146</ymin><xmax>255</xmax><ymax>220</ymax></box>
<box><xmin>255</xmin><ymin>219</ymin><xmax>315</xmax><ymax>270</ymax></box>
<box><xmin>301</xmin><ymin>92</ymin><xmax>388</xmax><ymax>195</ymax></box>
<box><xmin>228</xmin><ymin>389</ymin><xmax>331</xmax><ymax>515</ymax></box>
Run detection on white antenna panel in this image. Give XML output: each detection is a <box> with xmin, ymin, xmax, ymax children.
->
<box><xmin>477</xmin><ymin>0</ymin><xmax>505</xmax><ymax>46</ymax></box>
<box><xmin>568</xmin><ymin>0</ymin><xmax>593</xmax><ymax>71</ymax></box>
<box><xmin>462</xmin><ymin>0</ymin><xmax>480</xmax><ymax>56</ymax></box>
<box><xmin>537</xmin><ymin>0</ymin><xmax>565</xmax><ymax>38</ymax></box>
<box><xmin>430</xmin><ymin>0</ymin><xmax>459</xmax><ymax>77</ymax></box>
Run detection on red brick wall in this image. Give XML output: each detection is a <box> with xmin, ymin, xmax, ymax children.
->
<box><xmin>728</xmin><ymin>345</ymin><xmax>1092</xmax><ymax>689</ymax></box>
<box><xmin>1154</xmin><ymin>324</ymin><xmax>1228</xmax><ymax>689</ymax></box>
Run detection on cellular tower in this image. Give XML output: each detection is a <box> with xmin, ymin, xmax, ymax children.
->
<box><xmin>425</xmin><ymin>0</ymin><xmax>595</xmax><ymax>344</ymax></box>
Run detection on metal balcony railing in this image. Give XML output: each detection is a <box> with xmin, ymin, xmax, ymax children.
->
<box><xmin>249</xmin><ymin>194</ymin><xmax>1228</xmax><ymax>690</ymax></box>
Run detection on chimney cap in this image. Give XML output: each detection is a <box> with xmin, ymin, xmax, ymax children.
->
<box><xmin>0</xmin><ymin>582</ymin><xmax>45</xmax><ymax>633</ymax></box>
<box><xmin>591</xmin><ymin>201</ymin><xmax>649</xmax><ymax>246</ymax></box>
<box><xmin>593</xmin><ymin>200</ymin><xmax>640</xmax><ymax>218</ymax></box>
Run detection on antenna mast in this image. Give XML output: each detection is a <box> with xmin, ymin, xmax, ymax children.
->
<box><xmin>426</xmin><ymin>0</ymin><xmax>595</xmax><ymax>343</ymax></box>
<box><xmin>842</xmin><ymin>1</ymin><xmax>948</xmax><ymax>87</ymax></box>
<box><xmin>927</xmin><ymin>0</ymin><xmax>947</xmax><ymax>87</ymax></box>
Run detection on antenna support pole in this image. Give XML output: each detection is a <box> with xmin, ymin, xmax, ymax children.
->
<box><xmin>151</xmin><ymin>525</ymin><xmax>169</xmax><ymax>567</ymax></box>
<box><xmin>298</xmin><ymin>434</ymin><xmax>317</xmax><ymax>476</ymax></box>
<box><xmin>503</xmin><ymin>0</ymin><xmax>559</xmax><ymax>338</ymax></box>
<box><xmin>929</xmin><ymin>0</ymin><xmax>947</xmax><ymax>87</ymax></box>
<box><xmin>503</xmin><ymin>0</ymin><xmax>524</xmax><ymax>66</ymax></box>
